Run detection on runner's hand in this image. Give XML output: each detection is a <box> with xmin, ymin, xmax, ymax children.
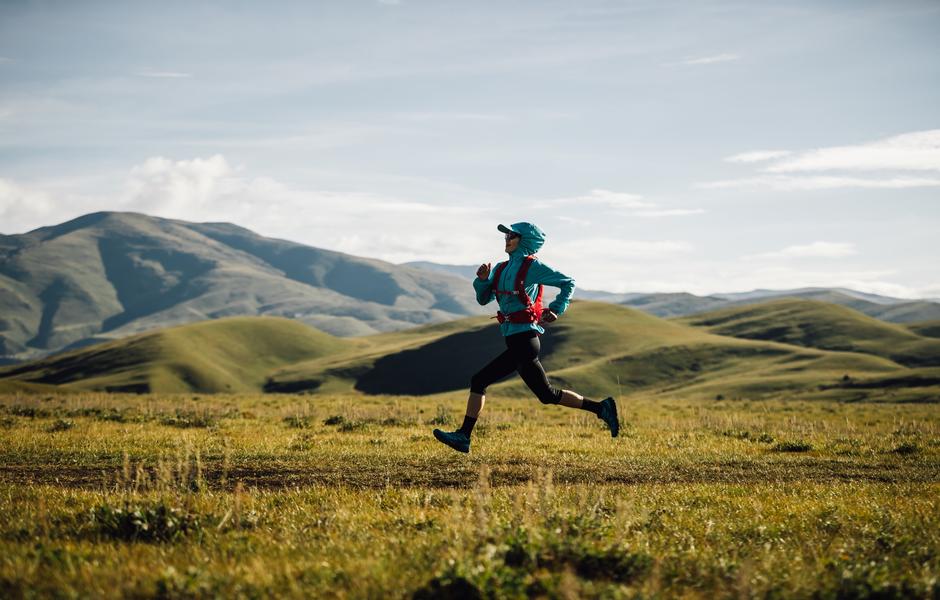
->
<box><xmin>477</xmin><ymin>262</ymin><xmax>491</xmax><ymax>280</ymax></box>
<box><xmin>540</xmin><ymin>309</ymin><xmax>558</xmax><ymax>323</ymax></box>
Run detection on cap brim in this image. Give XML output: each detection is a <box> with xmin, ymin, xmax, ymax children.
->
<box><xmin>497</xmin><ymin>224</ymin><xmax>517</xmax><ymax>235</ymax></box>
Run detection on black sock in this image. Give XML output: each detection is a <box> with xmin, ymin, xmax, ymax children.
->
<box><xmin>458</xmin><ymin>414</ymin><xmax>477</xmax><ymax>437</ymax></box>
<box><xmin>580</xmin><ymin>398</ymin><xmax>603</xmax><ymax>416</ymax></box>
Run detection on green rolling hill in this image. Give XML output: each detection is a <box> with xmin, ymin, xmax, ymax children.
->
<box><xmin>908</xmin><ymin>320</ymin><xmax>940</xmax><ymax>339</ymax></box>
<box><xmin>2</xmin><ymin>300</ymin><xmax>937</xmax><ymax>401</ymax></box>
<box><xmin>678</xmin><ymin>299</ymin><xmax>940</xmax><ymax>368</ymax></box>
<box><xmin>0</xmin><ymin>316</ymin><xmax>348</xmax><ymax>393</ymax></box>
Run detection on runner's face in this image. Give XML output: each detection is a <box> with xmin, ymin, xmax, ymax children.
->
<box><xmin>504</xmin><ymin>234</ymin><xmax>520</xmax><ymax>253</ymax></box>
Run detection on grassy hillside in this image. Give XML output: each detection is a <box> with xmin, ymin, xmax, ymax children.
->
<box><xmin>0</xmin><ymin>317</ymin><xmax>348</xmax><ymax>393</ymax></box>
<box><xmin>270</xmin><ymin>301</ymin><xmax>915</xmax><ymax>401</ymax></box>
<box><xmin>908</xmin><ymin>319</ymin><xmax>940</xmax><ymax>339</ymax></box>
<box><xmin>712</xmin><ymin>290</ymin><xmax>940</xmax><ymax>324</ymax></box>
<box><xmin>678</xmin><ymin>299</ymin><xmax>940</xmax><ymax>368</ymax></box>
<box><xmin>3</xmin><ymin>300</ymin><xmax>935</xmax><ymax>401</ymax></box>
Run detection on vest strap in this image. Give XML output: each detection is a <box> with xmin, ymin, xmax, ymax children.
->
<box><xmin>492</xmin><ymin>255</ymin><xmax>544</xmax><ymax>324</ymax></box>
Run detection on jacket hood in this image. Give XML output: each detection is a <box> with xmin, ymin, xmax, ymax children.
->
<box><xmin>507</xmin><ymin>222</ymin><xmax>545</xmax><ymax>256</ymax></box>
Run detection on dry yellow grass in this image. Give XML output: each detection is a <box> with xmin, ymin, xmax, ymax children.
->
<box><xmin>1</xmin><ymin>391</ymin><xmax>937</xmax><ymax>598</ymax></box>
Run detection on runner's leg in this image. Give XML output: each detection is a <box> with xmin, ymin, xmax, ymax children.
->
<box><xmin>509</xmin><ymin>331</ymin><xmax>605</xmax><ymax>415</ymax></box>
<box><xmin>457</xmin><ymin>345</ymin><xmax>518</xmax><ymax>437</ymax></box>
<box><xmin>508</xmin><ymin>331</ymin><xmax>562</xmax><ymax>405</ymax></box>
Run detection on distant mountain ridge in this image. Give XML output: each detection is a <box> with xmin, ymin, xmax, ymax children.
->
<box><xmin>403</xmin><ymin>263</ymin><xmax>940</xmax><ymax>322</ymax></box>
<box><xmin>4</xmin><ymin>213</ymin><xmax>938</xmax><ymax>365</ymax></box>
<box><xmin>0</xmin><ymin>212</ymin><xmax>486</xmax><ymax>362</ymax></box>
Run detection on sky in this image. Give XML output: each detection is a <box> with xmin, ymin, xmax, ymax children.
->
<box><xmin>1</xmin><ymin>0</ymin><xmax>938</xmax><ymax>298</ymax></box>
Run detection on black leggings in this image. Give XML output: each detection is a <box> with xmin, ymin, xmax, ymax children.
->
<box><xmin>470</xmin><ymin>330</ymin><xmax>562</xmax><ymax>405</ymax></box>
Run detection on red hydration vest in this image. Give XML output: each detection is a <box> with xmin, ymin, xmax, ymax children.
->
<box><xmin>491</xmin><ymin>255</ymin><xmax>544</xmax><ymax>324</ymax></box>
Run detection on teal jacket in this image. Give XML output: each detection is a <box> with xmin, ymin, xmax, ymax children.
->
<box><xmin>472</xmin><ymin>222</ymin><xmax>576</xmax><ymax>336</ymax></box>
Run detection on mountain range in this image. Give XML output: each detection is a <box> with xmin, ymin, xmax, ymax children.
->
<box><xmin>0</xmin><ymin>212</ymin><xmax>485</xmax><ymax>363</ymax></box>
<box><xmin>3</xmin><ymin>211</ymin><xmax>938</xmax><ymax>365</ymax></box>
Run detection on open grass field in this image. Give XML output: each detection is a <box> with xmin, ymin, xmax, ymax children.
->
<box><xmin>1</xmin><ymin>391</ymin><xmax>938</xmax><ymax>598</ymax></box>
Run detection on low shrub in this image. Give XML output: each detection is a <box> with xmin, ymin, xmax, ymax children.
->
<box><xmin>339</xmin><ymin>420</ymin><xmax>366</xmax><ymax>432</ymax></box>
<box><xmin>892</xmin><ymin>441</ymin><xmax>919</xmax><ymax>455</ymax></box>
<box><xmin>722</xmin><ymin>429</ymin><xmax>773</xmax><ymax>443</ymax></box>
<box><xmin>7</xmin><ymin>406</ymin><xmax>51</xmax><ymax>418</ymax></box>
<box><xmin>772</xmin><ymin>440</ymin><xmax>813</xmax><ymax>452</ymax></box>
<box><xmin>501</xmin><ymin>526</ymin><xmax>652</xmax><ymax>584</ymax></box>
<box><xmin>160</xmin><ymin>410</ymin><xmax>217</xmax><ymax>429</ymax></box>
<box><xmin>413</xmin><ymin>576</ymin><xmax>482</xmax><ymax>600</ymax></box>
<box><xmin>47</xmin><ymin>419</ymin><xmax>75</xmax><ymax>432</ymax></box>
<box><xmin>283</xmin><ymin>415</ymin><xmax>313</xmax><ymax>429</ymax></box>
<box><xmin>97</xmin><ymin>409</ymin><xmax>129</xmax><ymax>423</ymax></box>
<box><xmin>90</xmin><ymin>501</ymin><xmax>201</xmax><ymax>542</ymax></box>
<box><xmin>425</xmin><ymin>405</ymin><xmax>450</xmax><ymax>426</ymax></box>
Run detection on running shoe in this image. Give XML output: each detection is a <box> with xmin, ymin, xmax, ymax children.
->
<box><xmin>433</xmin><ymin>429</ymin><xmax>471</xmax><ymax>453</ymax></box>
<box><xmin>598</xmin><ymin>397</ymin><xmax>619</xmax><ymax>438</ymax></box>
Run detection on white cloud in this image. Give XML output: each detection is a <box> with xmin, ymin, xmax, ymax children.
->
<box><xmin>555</xmin><ymin>215</ymin><xmax>591</xmax><ymax>226</ymax></box>
<box><xmin>550</xmin><ymin>189</ymin><xmax>654</xmax><ymax>210</ymax></box>
<box><xmin>0</xmin><ymin>178</ymin><xmax>57</xmax><ymax>228</ymax></box>
<box><xmin>555</xmin><ymin>238</ymin><xmax>693</xmax><ymax>259</ymax></box>
<box><xmin>704</xmin><ymin>130</ymin><xmax>940</xmax><ymax>191</ymax></box>
<box><xmin>545</xmin><ymin>189</ymin><xmax>704</xmax><ymax>221</ymax></box>
<box><xmin>124</xmin><ymin>155</ymin><xmax>238</xmax><ymax>214</ymax></box>
<box><xmin>136</xmin><ymin>70</ymin><xmax>193</xmax><ymax>78</ymax></box>
<box><xmin>696</xmin><ymin>175</ymin><xmax>940</xmax><ymax>191</ymax></box>
<box><xmin>675</xmin><ymin>53</ymin><xmax>740</xmax><ymax>66</ymax></box>
<box><xmin>746</xmin><ymin>242</ymin><xmax>857</xmax><ymax>260</ymax></box>
<box><xmin>114</xmin><ymin>155</ymin><xmax>496</xmax><ymax>264</ymax></box>
<box><xmin>634</xmin><ymin>208</ymin><xmax>706</xmax><ymax>217</ymax></box>
<box><xmin>725</xmin><ymin>150</ymin><xmax>791</xmax><ymax>163</ymax></box>
<box><xmin>398</xmin><ymin>112</ymin><xmax>509</xmax><ymax>122</ymax></box>
<box><xmin>766</xmin><ymin>129</ymin><xmax>940</xmax><ymax>173</ymax></box>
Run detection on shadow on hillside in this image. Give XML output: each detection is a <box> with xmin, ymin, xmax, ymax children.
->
<box><xmin>2</xmin><ymin>337</ymin><xmax>158</xmax><ymax>385</ymax></box>
<box><xmin>354</xmin><ymin>326</ymin><xmax>560</xmax><ymax>395</ymax></box>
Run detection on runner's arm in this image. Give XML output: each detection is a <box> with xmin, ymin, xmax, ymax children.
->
<box><xmin>527</xmin><ymin>260</ymin><xmax>576</xmax><ymax>315</ymax></box>
<box><xmin>473</xmin><ymin>272</ymin><xmax>496</xmax><ymax>305</ymax></box>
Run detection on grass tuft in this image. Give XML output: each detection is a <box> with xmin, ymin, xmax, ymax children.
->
<box><xmin>282</xmin><ymin>415</ymin><xmax>313</xmax><ymax>429</ymax></box>
<box><xmin>90</xmin><ymin>501</ymin><xmax>201</xmax><ymax>542</ymax></box>
<box><xmin>892</xmin><ymin>441</ymin><xmax>920</xmax><ymax>455</ymax></box>
<box><xmin>47</xmin><ymin>419</ymin><xmax>74</xmax><ymax>432</ymax></box>
<box><xmin>772</xmin><ymin>440</ymin><xmax>813</xmax><ymax>452</ymax></box>
<box><xmin>160</xmin><ymin>410</ymin><xmax>217</xmax><ymax>429</ymax></box>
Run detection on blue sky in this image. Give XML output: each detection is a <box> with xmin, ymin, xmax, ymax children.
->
<box><xmin>1</xmin><ymin>0</ymin><xmax>938</xmax><ymax>297</ymax></box>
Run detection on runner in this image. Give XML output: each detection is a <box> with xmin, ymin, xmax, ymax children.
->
<box><xmin>433</xmin><ymin>222</ymin><xmax>619</xmax><ymax>453</ymax></box>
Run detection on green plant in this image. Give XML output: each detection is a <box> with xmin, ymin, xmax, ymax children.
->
<box><xmin>160</xmin><ymin>410</ymin><xmax>217</xmax><ymax>429</ymax></box>
<box><xmin>892</xmin><ymin>441</ymin><xmax>919</xmax><ymax>455</ymax></box>
<box><xmin>283</xmin><ymin>415</ymin><xmax>313</xmax><ymax>429</ymax></box>
<box><xmin>90</xmin><ymin>501</ymin><xmax>201</xmax><ymax>542</ymax></box>
<box><xmin>47</xmin><ymin>419</ymin><xmax>75</xmax><ymax>432</ymax></box>
<box><xmin>772</xmin><ymin>440</ymin><xmax>813</xmax><ymax>452</ymax></box>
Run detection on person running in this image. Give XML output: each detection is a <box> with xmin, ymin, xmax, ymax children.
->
<box><xmin>433</xmin><ymin>222</ymin><xmax>619</xmax><ymax>454</ymax></box>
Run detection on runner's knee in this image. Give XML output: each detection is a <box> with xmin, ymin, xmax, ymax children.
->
<box><xmin>537</xmin><ymin>386</ymin><xmax>562</xmax><ymax>405</ymax></box>
<box><xmin>470</xmin><ymin>371</ymin><xmax>488</xmax><ymax>395</ymax></box>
